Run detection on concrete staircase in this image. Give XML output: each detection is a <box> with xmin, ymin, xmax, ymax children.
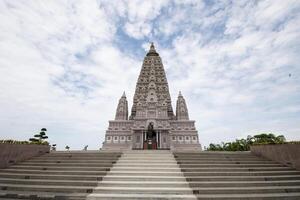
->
<box><xmin>0</xmin><ymin>151</ymin><xmax>122</xmax><ymax>200</ymax></box>
<box><xmin>86</xmin><ymin>150</ymin><xmax>197</xmax><ymax>199</ymax></box>
<box><xmin>174</xmin><ymin>151</ymin><xmax>300</xmax><ymax>199</ymax></box>
<box><xmin>1</xmin><ymin>150</ymin><xmax>300</xmax><ymax>199</ymax></box>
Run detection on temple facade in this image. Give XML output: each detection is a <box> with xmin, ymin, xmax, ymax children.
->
<box><xmin>102</xmin><ymin>43</ymin><xmax>201</xmax><ymax>151</ymax></box>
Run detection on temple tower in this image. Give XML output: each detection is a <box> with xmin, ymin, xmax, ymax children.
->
<box><xmin>115</xmin><ymin>92</ymin><xmax>128</xmax><ymax>120</ymax></box>
<box><xmin>130</xmin><ymin>42</ymin><xmax>174</xmax><ymax>120</ymax></box>
<box><xmin>102</xmin><ymin>43</ymin><xmax>201</xmax><ymax>151</ymax></box>
<box><xmin>176</xmin><ymin>91</ymin><xmax>189</xmax><ymax>120</ymax></box>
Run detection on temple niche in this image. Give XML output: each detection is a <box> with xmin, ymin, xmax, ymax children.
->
<box><xmin>102</xmin><ymin>43</ymin><xmax>201</xmax><ymax>151</ymax></box>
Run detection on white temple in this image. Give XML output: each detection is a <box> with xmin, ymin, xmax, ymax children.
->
<box><xmin>102</xmin><ymin>43</ymin><xmax>201</xmax><ymax>151</ymax></box>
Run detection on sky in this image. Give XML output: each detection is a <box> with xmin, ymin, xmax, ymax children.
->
<box><xmin>0</xmin><ymin>0</ymin><xmax>299</xmax><ymax>150</ymax></box>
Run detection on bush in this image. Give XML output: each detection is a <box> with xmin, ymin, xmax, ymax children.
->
<box><xmin>206</xmin><ymin>133</ymin><xmax>297</xmax><ymax>151</ymax></box>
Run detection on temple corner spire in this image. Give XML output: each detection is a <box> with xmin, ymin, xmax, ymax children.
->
<box><xmin>176</xmin><ymin>91</ymin><xmax>189</xmax><ymax>120</ymax></box>
<box><xmin>115</xmin><ymin>92</ymin><xmax>128</xmax><ymax>120</ymax></box>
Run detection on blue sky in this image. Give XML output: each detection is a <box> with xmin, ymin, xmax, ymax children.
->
<box><xmin>0</xmin><ymin>0</ymin><xmax>299</xmax><ymax>150</ymax></box>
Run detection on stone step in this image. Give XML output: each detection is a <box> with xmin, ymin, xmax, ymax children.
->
<box><xmin>19</xmin><ymin>162</ymin><xmax>114</xmax><ymax>167</ymax></box>
<box><xmin>107</xmin><ymin>171</ymin><xmax>183</xmax><ymax>176</ymax></box>
<box><xmin>177</xmin><ymin>160</ymin><xmax>277</xmax><ymax>164</ymax></box>
<box><xmin>9</xmin><ymin>166</ymin><xmax>111</xmax><ymax>171</ymax></box>
<box><xmin>113</xmin><ymin>163</ymin><xmax>178</xmax><ymax>167</ymax></box>
<box><xmin>173</xmin><ymin>152</ymin><xmax>252</xmax><ymax>155</ymax></box>
<box><xmin>121</xmin><ymin>155</ymin><xmax>174</xmax><ymax>158</ymax></box>
<box><xmin>0</xmin><ymin>169</ymin><xmax>108</xmax><ymax>176</ymax></box>
<box><xmin>174</xmin><ymin>154</ymin><xmax>258</xmax><ymax>157</ymax></box>
<box><xmin>182</xmin><ymin>171</ymin><xmax>300</xmax><ymax>176</ymax></box>
<box><xmin>185</xmin><ymin>175</ymin><xmax>300</xmax><ymax>181</ymax></box>
<box><xmin>0</xmin><ymin>190</ymin><xmax>87</xmax><ymax>200</ymax></box>
<box><xmin>0</xmin><ymin>178</ymin><xmax>97</xmax><ymax>186</ymax></box>
<box><xmin>43</xmin><ymin>152</ymin><xmax>122</xmax><ymax>157</ymax></box>
<box><xmin>175</xmin><ymin>158</ymin><xmax>268</xmax><ymax>161</ymax></box>
<box><xmin>188</xmin><ymin>180</ymin><xmax>300</xmax><ymax>187</ymax></box>
<box><xmin>176</xmin><ymin>156</ymin><xmax>256</xmax><ymax>159</ymax></box>
<box><xmin>0</xmin><ymin>183</ymin><xmax>92</xmax><ymax>193</ymax></box>
<box><xmin>87</xmin><ymin>193</ymin><xmax>197</xmax><ymax>200</ymax></box>
<box><xmin>179</xmin><ymin>163</ymin><xmax>285</xmax><ymax>168</ymax></box>
<box><xmin>49</xmin><ymin>151</ymin><xmax>121</xmax><ymax>154</ymax></box>
<box><xmin>28</xmin><ymin>159</ymin><xmax>117</xmax><ymax>163</ymax></box>
<box><xmin>86</xmin><ymin>192</ymin><xmax>300</xmax><ymax>200</ymax></box>
<box><xmin>0</xmin><ymin>173</ymin><xmax>102</xmax><ymax>181</ymax></box>
<box><xmin>113</xmin><ymin>163</ymin><xmax>285</xmax><ymax>168</ymax></box>
<box><xmin>117</xmin><ymin>160</ymin><xmax>177</xmax><ymax>164</ymax></box>
<box><xmin>123</xmin><ymin>150</ymin><xmax>171</xmax><ymax>154</ymax></box>
<box><xmin>195</xmin><ymin>193</ymin><xmax>300</xmax><ymax>199</ymax></box>
<box><xmin>180</xmin><ymin>167</ymin><xmax>294</xmax><ymax>172</ymax></box>
<box><xmin>191</xmin><ymin>185</ymin><xmax>300</xmax><ymax>194</ymax></box>
<box><xmin>98</xmin><ymin>181</ymin><xmax>189</xmax><ymax>187</ymax></box>
<box><xmin>103</xmin><ymin>175</ymin><xmax>186</xmax><ymax>181</ymax></box>
<box><xmin>41</xmin><ymin>153</ymin><xmax>121</xmax><ymax>157</ymax></box>
<box><xmin>104</xmin><ymin>170</ymin><xmax>300</xmax><ymax>177</ymax></box>
<box><xmin>91</xmin><ymin>186</ymin><xmax>193</xmax><ymax>194</ymax></box>
<box><xmin>110</xmin><ymin>167</ymin><xmax>181</xmax><ymax>172</ymax></box>
<box><xmin>30</xmin><ymin>158</ymin><xmax>117</xmax><ymax>163</ymax></box>
<box><xmin>118</xmin><ymin>158</ymin><xmax>175</xmax><ymax>161</ymax></box>
<box><xmin>33</xmin><ymin>157</ymin><xmax>120</xmax><ymax>161</ymax></box>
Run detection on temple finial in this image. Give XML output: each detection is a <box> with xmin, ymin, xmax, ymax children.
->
<box><xmin>147</xmin><ymin>42</ymin><xmax>159</xmax><ymax>56</ymax></box>
<box><xmin>122</xmin><ymin>91</ymin><xmax>126</xmax><ymax>97</ymax></box>
<box><xmin>179</xmin><ymin>91</ymin><xmax>182</xmax><ymax>96</ymax></box>
<box><xmin>150</xmin><ymin>42</ymin><xmax>155</xmax><ymax>49</ymax></box>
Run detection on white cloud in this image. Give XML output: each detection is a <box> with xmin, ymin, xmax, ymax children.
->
<box><xmin>0</xmin><ymin>0</ymin><xmax>299</xmax><ymax>150</ymax></box>
<box><xmin>0</xmin><ymin>0</ymin><xmax>138</xmax><ymax>149</ymax></box>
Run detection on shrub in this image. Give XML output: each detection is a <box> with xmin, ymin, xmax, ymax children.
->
<box><xmin>206</xmin><ymin>133</ymin><xmax>295</xmax><ymax>151</ymax></box>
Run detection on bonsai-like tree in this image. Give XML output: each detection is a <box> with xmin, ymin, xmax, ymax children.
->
<box><xmin>51</xmin><ymin>144</ymin><xmax>57</xmax><ymax>151</ymax></box>
<box><xmin>65</xmin><ymin>145</ymin><xmax>70</xmax><ymax>151</ymax></box>
<box><xmin>29</xmin><ymin>128</ymin><xmax>48</xmax><ymax>144</ymax></box>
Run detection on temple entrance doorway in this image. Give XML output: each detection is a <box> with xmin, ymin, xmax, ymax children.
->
<box><xmin>143</xmin><ymin>123</ymin><xmax>158</xmax><ymax>149</ymax></box>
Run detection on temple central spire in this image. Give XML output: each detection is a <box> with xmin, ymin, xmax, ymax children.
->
<box><xmin>131</xmin><ymin>42</ymin><xmax>173</xmax><ymax>120</ymax></box>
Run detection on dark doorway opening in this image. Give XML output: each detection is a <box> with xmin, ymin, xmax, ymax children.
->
<box><xmin>143</xmin><ymin>123</ymin><xmax>157</xmax><ymax>149</ymax></box>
